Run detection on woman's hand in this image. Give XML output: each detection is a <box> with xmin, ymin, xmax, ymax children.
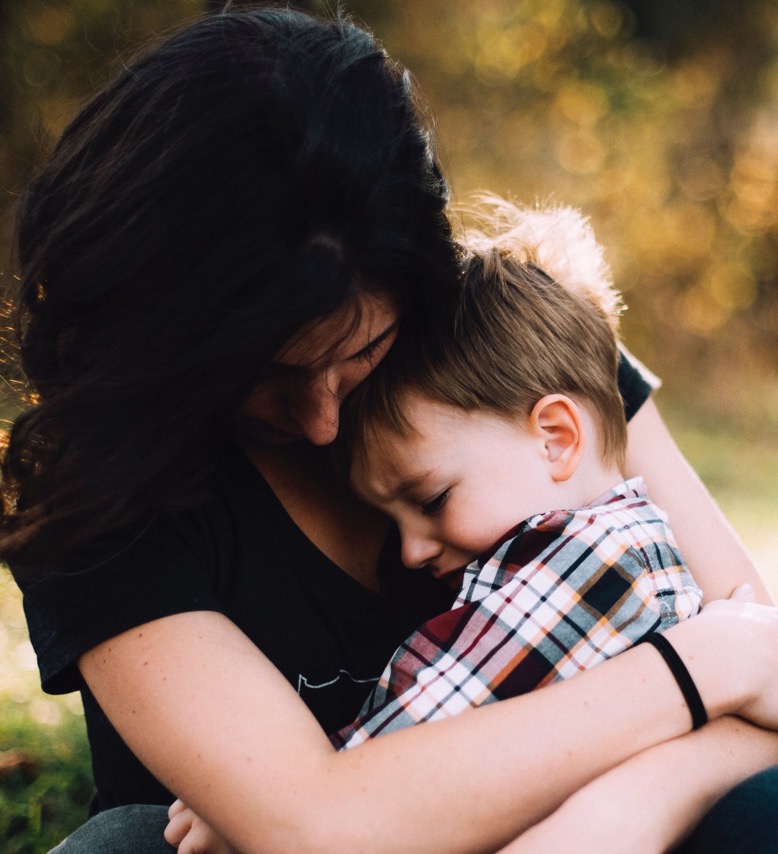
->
<box><xmin>664</xmin><ymin>584</ymin><xmax>778</xmax><ymax>729</ymax></box>
<box><xmin>501</xmin><ymin>585</ymin><xmax>778</xmax><ymax>854</ymax></box>
<box><xmin>712</xmin><ymin>595</ymin><xmax>778</xmax><ymax>728</ymax></box>
<box><xmin>78</xmin><ymin>596</ymin><xmax>778</xmax><ymax>853</ymax></box>
<box><xmin>499</xmin><ymin>714</ymin><xmax>778</xmax><ymax>854</ymax></box>
<box><xmin>77</xmin><ymin>610</ymin><xmax>702</xmax><ymax>853</ymax></box>
<box><xmin>165</xmin><ymin>799</ymin><xmax>239</xmax><ymax>854</ymax></box>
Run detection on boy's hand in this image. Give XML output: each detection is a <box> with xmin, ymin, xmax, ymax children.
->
<box><xmin>165</xmin><ymin>799</ymin><xmax>239</xmax><ymax>854</ymax></box>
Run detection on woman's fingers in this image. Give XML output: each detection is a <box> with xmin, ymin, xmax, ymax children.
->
<box><xmin>168</xmin><ymin>798</ymin><xmax>188</xmax><ymax>819</ymax></box>
<box><xmin>706</xmin><ymin>598</ymin><xmax>778</xmax><ymax>728</ymax></box>
<box><xmin>730</xmin><ymin>583</ymin><xmax>756</xmax><ymax>601</ymax></box>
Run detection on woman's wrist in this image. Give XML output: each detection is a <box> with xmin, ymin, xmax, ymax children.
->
<box><xmin>638</xmin><ymin>632</ymin><xmax>708</xmax><ymax>730</ymax></box>
<box><xmin>663</xmin><ymin>612</ymin><xmax>743</xmax><ymax>722</ymax></box>
<box><xmin>663</xmin><ymin>592</ymin><xmax>778</xmax><ymax>729</ymax></box>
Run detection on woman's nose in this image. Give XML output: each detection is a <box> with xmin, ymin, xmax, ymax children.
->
<box><xmin>294</xmin><ymin>369</ymin><xmax>341</xmax><ymax>445</ymax></box>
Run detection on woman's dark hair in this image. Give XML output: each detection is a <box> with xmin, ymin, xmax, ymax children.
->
<box><xmin>1</xmin><ymin>3</ymin><xmax>458</xmax><ymax>570</ymax></box>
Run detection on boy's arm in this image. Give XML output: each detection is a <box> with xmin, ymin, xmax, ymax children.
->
<box><xmin>499</xmin><ymin>715</ymin><xmax>778</xmax><ymax>854</ymax></box>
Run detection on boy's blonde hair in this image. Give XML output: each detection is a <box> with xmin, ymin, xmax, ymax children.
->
<box><xmin>345</xmin><ymin>198</ymin><xmax>628</xmax><ymax>470</ymax></box>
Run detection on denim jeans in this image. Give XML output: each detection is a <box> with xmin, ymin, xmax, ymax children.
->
<box><xmin>49</xmin><ymin>766</ymin><xmax>778</xmax><ymax>853</ymax></box>
<box><xmin>675</xmin><ymin>765</ymin><xmax>778</xmax><ymax>854</ymax></box>
<box><xmin>49</xmin><ymin>804</ymin><xmax>172</xmax><ymax>854</ymax></box>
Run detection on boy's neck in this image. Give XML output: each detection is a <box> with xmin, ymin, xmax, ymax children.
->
<box><xmin>567</xmin><ymin>457</ymin><xmax>627</xmax><ymax>509</ymax></box>
<box><xmin>558</xmin><ymin>420</ymin><xmax>626</xmax><ymax>509</ymax></box>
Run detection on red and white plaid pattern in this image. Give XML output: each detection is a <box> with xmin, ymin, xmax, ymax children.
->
<box><xmin>332</xmin><ymin>478</ymin><xmax>701</xmax><ymax>749</ymax></box>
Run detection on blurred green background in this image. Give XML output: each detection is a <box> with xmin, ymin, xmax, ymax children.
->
<box><xmin>1</xmin><ymin>0</ymin><xmax>777</xmax><ymax>849</ymax></box>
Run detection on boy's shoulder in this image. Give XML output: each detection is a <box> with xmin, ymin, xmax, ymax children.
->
<box><xmin>529</xmin><ymin>476</ymin><xmax>673</xmax><ymax>548</ymax></box>
<box><xmin>457</xmin><ymin>478</ymin><xmax>678</xmax><ymax>604</ymax></box>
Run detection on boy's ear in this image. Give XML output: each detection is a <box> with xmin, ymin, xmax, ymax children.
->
<box><xmin>528</xmin><ymin>394</ymin><xmax>585</xmax><ymax>482</ymax></box>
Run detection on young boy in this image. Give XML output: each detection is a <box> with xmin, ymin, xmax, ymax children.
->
<box><xmin>331</xmin><ymin>201</ymin><xmax>702</xmax><ymax>749</ymax></box>
<box><xmin>166</xmin><ymin>203</ymin><xmax>703</xmax><ymax>851</ymax></box>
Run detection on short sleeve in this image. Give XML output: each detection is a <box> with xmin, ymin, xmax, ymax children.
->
<box><xmin>618</xmin><ymin>345</ymin><xmax>661</xmax><ymax>422</ymax></box>
<box><xmin>13</xmin><ymin>510</ymin><xmax>223</xmax><ymax>695</ymax></box>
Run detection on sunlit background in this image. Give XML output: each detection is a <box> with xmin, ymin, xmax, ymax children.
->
<box><xmin>1</xmin><ymin>0</ymin><xmax>778</xmax><ymax>847</ymax></box>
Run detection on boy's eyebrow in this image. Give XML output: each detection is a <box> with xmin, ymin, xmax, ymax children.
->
<box><xmin>388</xmin><ymin>470</ymin><xmax>433</xmax><ymax>498</ymax></box>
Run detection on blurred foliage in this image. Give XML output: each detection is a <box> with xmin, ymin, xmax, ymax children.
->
<box><xmin>339</xmin><ymin>0</ymin><xmax>778</xmax><ymax>429</ymax></box>
<box><xmin>2</xmin><ymin>0</ymin><xmax>778</xmax><ymax>427</ymax></box>
<box><xmin>0</xmin><ymin>570</ymin><xmax>91</xmax><ymax>851</ymax></box>
<box><xmin>0</xmin><ymin>714</ymin><xmax>92</xmax><ymax>853</ymax></box>
<box><xmin>0</xmin><ymin>1</ymin><xmax>203</xmax><ymax>239</ymax></box>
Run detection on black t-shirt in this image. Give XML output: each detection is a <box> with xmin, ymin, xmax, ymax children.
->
<box><xmin>13</xmin><ymin>352</ymin><xmax>656</xmax><ymax>813</ymax></box>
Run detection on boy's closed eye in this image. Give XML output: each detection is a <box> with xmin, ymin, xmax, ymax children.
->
<box><xmin>421</xmin><ymin>489</ymin><xmax>452</xmax><ymax>516</ymax></box>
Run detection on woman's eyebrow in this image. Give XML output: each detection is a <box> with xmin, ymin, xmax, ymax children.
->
<box><xmin>345</xmin><ymin>320</ymin><xmax>400</xmax><ymax>362</ymax></box>
<box><xmin>271</xmin><ymin>319</ymin><xmax>400</xmax><ymax>372</ymax></box>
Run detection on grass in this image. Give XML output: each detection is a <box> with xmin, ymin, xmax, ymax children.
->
<box><xmin>0</xmin><ymin>571</ymin><xmax>92</xmax><ymax>852</ymax></box>
<box><xmin>0</xmin><ymin>404</ymin><xmax>776</xmax><ymax>849</ymax></box>
<box><xmin>0</xmin><ymin>714</ymin><xmax>92</xmax><ymax>853</ymax></box>
<box><xmin>661</xmin><ymin>405</ymin><xmax>778</xmax><ymax>597</ymax></box>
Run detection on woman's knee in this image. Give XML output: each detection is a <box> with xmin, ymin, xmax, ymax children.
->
<box><xmin>48</xmin><ymin>804</ymin><xmax>172</xmax><ymax>854</ymax></box>
<box><xmin>680</xmin><ymin>765</ymin><xmax>778</xmax><ymax>854</ymax></box>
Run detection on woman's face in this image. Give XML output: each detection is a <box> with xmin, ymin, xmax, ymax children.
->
<box><xmin>238</xmin><ymin>291</ymin><xmax>399</xmax><ymax>446</ymax></box>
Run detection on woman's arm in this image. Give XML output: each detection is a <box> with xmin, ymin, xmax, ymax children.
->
<box><xmin>81</xmin><ymin>397</ymin><xmax>778</xmax><ymax>854</ymax></box>
<box><xmin>500</xmin><ymin>715</ymin><xmax>778</xmax><ymax>854</ymax></box>
<box><xmin>79</xmin><ymin>597</ymin><xmax>778</xmax><ymax>854</ymax></box>
<box><xmin>502</xmin><ymin>396</ymin><xmax>778</xmax><ymax>854</ymax></box>
<box><xmin>624</xmin><ymin>397</ymin><xmax>773</xmax><ymax>604</ymax></box>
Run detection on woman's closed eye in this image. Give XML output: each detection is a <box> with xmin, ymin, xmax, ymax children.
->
<box><xmin>351</xmin><ymin>329</ymin><xmax>396</xmax><ymax>366</ymax></box>
<box><xmin>353</xmin><ymin>338</ymin><xmax>384</xmax><ymax>365</ymax></box>
<box><xmin>421</xmin><ymin>489</ymin><xmax>451</xmax><ymax>516</ymax></box>
<box><xmin>349</xmin><ymin>320</ymin><xmax>399</xmax><ymax>365</ymax></box>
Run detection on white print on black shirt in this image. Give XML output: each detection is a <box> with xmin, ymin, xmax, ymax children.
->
<box><xmin>297</xmin><ymin>669</ymin><xmax>379</xmax><ymax>695</ymax></box>
<box><xmin>297</xmin><ymin>669</ymin><xmax>380</xmax><ymax>730</ymax></box>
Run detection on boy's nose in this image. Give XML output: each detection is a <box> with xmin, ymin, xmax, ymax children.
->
<box><xmin>401</xmin><ymin>530</ymin><xmax>442</xmax><ymax>570</ymax></box>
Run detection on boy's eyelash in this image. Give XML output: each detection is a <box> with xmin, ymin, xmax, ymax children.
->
<box><xmin>422</xmin><ymin>490</ymin><xmax>451</xmax><ymax>516</ymax></box>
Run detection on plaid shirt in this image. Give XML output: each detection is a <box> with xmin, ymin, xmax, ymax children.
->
<box><xmin>332</xmin><ymin>477</ymin><xmax>701</xmax><ymax>750</ymax></box>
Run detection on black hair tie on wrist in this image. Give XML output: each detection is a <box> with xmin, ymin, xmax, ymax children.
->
<box><xmin>640</xmin><ymin>632</ymin><xmax>708</xmax><ymax>731</ymax></box>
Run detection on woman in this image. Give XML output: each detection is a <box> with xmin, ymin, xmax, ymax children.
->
<box><xmin>5</xmin><ymin>6</ymin><xmax>778</xmax><ymax>852</ymax></box>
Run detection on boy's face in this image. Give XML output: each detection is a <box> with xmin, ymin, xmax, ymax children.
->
<box><xmin>351</xmin><ymin>395</ymin><xmax>559</xmax><ymax>585</ymax></box>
